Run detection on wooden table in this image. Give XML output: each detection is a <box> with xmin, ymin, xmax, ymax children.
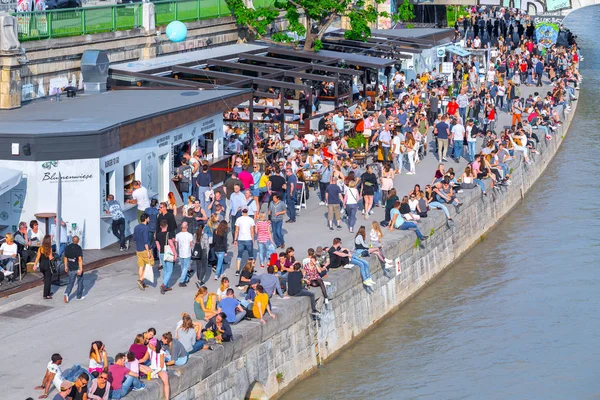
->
<box><xmin>34</xmin><ymin>212</ymin><xmax>56</xmax><ymax>236</ymax></box>
<box><xmin>304</xmin><ymin>175</ymin><xmax>320</xmax><ymax>188</ymax></box>
<box><xmin>353</xmin><ymin>153</ymin><xmax>368</xmax><ymax>167</ymax></box>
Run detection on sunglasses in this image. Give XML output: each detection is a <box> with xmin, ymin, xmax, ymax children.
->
<box><xmin>99</xmin><ymin>376</ymin><xmax>107</xmax><ymax>380</ymax></box>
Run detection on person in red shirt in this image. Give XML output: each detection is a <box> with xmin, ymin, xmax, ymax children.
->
<box><xmin>447</xmin><ymin>98</ymin><xmax>459</xmax><ymax>117</ymax></box>
<box><xmin>108</xmin><ymin>353</ymin><xmax>145</xmax><ymax>399</ymax></box>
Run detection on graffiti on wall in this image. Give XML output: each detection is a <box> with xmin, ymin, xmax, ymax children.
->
<box><xmin>477</xmin><ymin>0</ymin><xmax>572</xmax><ymax>13</ymax></box>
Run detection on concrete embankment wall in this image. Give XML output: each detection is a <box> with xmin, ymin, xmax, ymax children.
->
<box><xmin>130</xmin><ymin>102</ymin><xmax>577</xmax><ymax>400</ymax></box>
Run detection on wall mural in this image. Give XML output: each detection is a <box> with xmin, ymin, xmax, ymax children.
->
<box><xmin>477</xmin><ymin>0</ymin><xmax>572</xmax><ymax>14</ymax></box>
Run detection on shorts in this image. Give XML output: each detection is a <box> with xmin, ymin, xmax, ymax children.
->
<box><xmin>136</xmin><ymin>250</ymin><xmax>154</xmax><ymax>268</ymax></box>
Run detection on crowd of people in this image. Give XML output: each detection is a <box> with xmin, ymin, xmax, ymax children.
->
<box><xmin>25</xmin><ymin>6</ymin><xmax>583</xmax><ymax>399</ymax></box>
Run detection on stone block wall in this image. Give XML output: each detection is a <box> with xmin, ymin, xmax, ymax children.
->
<box><xmin>127</xmin><ymin>102</ymin><xmax>577</xmax><ymax>400</ymax></box>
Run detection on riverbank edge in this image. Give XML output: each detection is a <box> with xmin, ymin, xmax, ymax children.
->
<box><xmin>126</xmin><ymin>90</ymin><xmax>578</xmax><ymax>400</ymax></box>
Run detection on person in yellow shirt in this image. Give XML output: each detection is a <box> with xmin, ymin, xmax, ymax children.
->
<box><xmin>251</xmin><ymin>285</ymin><xmax>276</xmax><ymax>324</ymax></box>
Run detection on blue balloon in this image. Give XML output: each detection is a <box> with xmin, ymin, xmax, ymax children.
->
<box><xmin>166</xmin><ymin>21</ymin><xmax>187</xmax><ymax>43</ymax></box>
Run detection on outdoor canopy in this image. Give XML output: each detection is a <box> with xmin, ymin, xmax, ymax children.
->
<box><xmin>0</xmin><ymin>167</ymin><xmax>22</xmax><ymax>197</ymax></box>
<box><xmin>444</xmin><ymin>45</ymin><xmax>472</xmax><ymax>57</ymax></box>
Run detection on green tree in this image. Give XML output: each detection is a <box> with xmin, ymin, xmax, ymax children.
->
<box><xmin>397</xmin><ymin>0</ymin><xmax>415</xmax><ymax>24</ymax></box>
<box><xmin>225</xmin><ymin>0</ymin><xmax>398</xmax><ymax>51</ymax></box>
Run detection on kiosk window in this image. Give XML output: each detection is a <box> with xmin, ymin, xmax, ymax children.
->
<box><xmin>123</xmin><ymin>161</ymin><xmax>140</xmax><ymax>201</ymax></box>
<box><xmin>199</xmin><ymin>131</ymin><xmax>214</xmax><ymax>158</ymax></box>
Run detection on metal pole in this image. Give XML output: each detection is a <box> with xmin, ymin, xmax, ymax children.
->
<box><xmin>280</xmin><ymin>91</ymin><xmax>285</xmax><ymax>139</ymax></box>
<box><xmin>334</xmin><ymin>73</ymin><xmax>339</xmax><ymax>109</ymax></box>
<box><xmin>249</xmin><ymin>100</ymin><xmax>255</xmax><ymax>164</ymax></box>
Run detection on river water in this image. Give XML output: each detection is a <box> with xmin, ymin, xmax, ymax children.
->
<box><xmin>282</xmin><ymin>8</ymin><xmax>600</xmax><ymax>400</ymax></box>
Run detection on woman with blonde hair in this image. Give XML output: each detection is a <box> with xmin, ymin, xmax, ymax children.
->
<box><xmin>176</xmin><ymin>313</ymin><xmax>212</xmax><ymax>354</ymax></box>
<box><xmin>405</xmin><ymin>132</ymin><xmax>417</xmax><ymax>175</ymax></box>
<box><xmin>193</xmin><ymin>286</ymin><xmax>220</xmax><ymax>322</ymax></box>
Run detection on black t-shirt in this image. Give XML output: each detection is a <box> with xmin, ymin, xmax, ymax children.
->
<box><xmin>67</xmin><ymin>385</ymin><xmax>87</xmax><ymax>400</ymax></box>
<box><xmin>328</xmin><ymin>245</ymin><xmax>348</xmax><ymax>269</ymax></box>
<box><xmin>156</xmin><ymin>212</ymin><xmax>177</xmax><ymax>236</ymax></box>
<box><xmin>238</xmin><ymin>269</ymin><xmax>253</xmax><ymax>286</ymax></box>
<box><xmin>156</xmin><ymin>231</ymin><xmax>169</xmax><ymax>254</ymax></box>
<box><xmin>400</xmin><ymin>203</ymin><xmax>411</xmax><ymax>215</ymax></box>
<box><xmin>63</xmin><ymin>243</ymin><xmax>83</xmax><ymax>271</ymax></box>
<box><xmin>287</xmin><ymin>270</ymin><xmax>303</xmax><ymax>296</ymax></box>
<box><xmin>269</xmin><ymin>175</ymin><xmax>286</xmax><ymax>193</ymax></box>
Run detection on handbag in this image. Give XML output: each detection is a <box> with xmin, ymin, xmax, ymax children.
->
<box><xmin>143</xmin><ymin>264</ymin><xmax>155</xmax><ymax>284</ymax></box>
<box><xmin>163</xmin><ymin>233</ymin><xmax>175</xmax><ymax>262</ymax></box>
<box><xmin>49</xmin><ymin>257</ymin><xmax>59</xmax><ymax>275</ymax></box>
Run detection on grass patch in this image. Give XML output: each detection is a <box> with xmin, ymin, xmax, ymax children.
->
<box><xmin>276</xmin><ymin>371</ymin><xmax>285</xmax><ymax>384</ymax></box>
<box><xmin>429</xmin><ymin>228</ymin><xmax>435</xmax><ymax>237</ymax></box>
<box><xmin>479</xmin><ymin>234</ymin><xmax>486</xmax><ymax>242</ymax></box>
<box><xmin>414</xmin><ymin>238</ymin><xmax>421</xmax><ymax>248</ymax></box>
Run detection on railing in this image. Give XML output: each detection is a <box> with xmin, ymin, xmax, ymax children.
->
<box><xmin>12</xmin><ymin>0</ymin><xmax>277</xmax><ymax>41</ymax></box>
<box><xmin>153</xmin><ymin>0</ymin><xmax>230</xmax><ymax>27</ymax></box>
<box><xmin>13</xmin><ymin>3</ymin><xmax>143</xmax><ymax>41</ymax></box>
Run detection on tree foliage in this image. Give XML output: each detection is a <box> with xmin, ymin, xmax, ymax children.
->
<box><xmin>397</xmin><ymin>0</ymin><xmax>415</xmax><ymax>23</ymax></box>
<box><xmin>225</xmin><ymin>0</ymin><xmax>399</xmax><ymax>51</ymax></box>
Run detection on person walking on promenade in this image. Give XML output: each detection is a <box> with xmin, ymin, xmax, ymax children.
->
<box><xmin>175</xmin><ymin>222</ymin><xmax>194</xmax><ymax>287</ymax></box>
<box><xmin>326</xmin><ymin>176</ymin><xmax>343</xmax><ymax>231</ymax></box>
<box><xmin>104</xmin><ymin>194</ymin><xmax>128</xmax><ymax>251</ymax></box>
<box><xmin>144</xmin><ymin>199</ymin><xmax>159</xmax><ymax>259</ymax></box>
<box><xmin>268</xmin><ymin>194</ymin><xmax>287</xmax><ymax>249</ymax></box>
<box><xmin>34</xmin><ymin>235</ymin><xmax>54</xmax><ymax>300</ymax></box>
<box><xmin>133</xmin><ymin>213</ymin><xmax>153</xmax><ymax>291</ymax></box>
<box><xmin>195</xmin><ymin>163</ymin><xmax>213</xmax><ymax>213</ymax></box>
<box><xmin>285</xmin><ymin>167</ymin><xmax>298</xmax><ymax>223</ymax></box>
<box><xmin>233</xmin><ymin>208</ymin><xmax>255</xmax><ymax>277</ymax></box>
<box><xmin>156</xmin><ymin>220</ymin><xmax>177</xmax><ymax>295</ymax></box>
<box><xmin>63</xmin><ymin>236</ymin><xmax>84</xmax><ymax>303</ymax></box>
<box><xmin>156</xmin><ymin>202</ymin><xmax>177</xmax><ymax>238</ymax></box>
<box><xmin>434</xmin><ymin>115</ymin><xmax>450</xmax><ymax>162</ymax></box>
<box><xmin>511</xmin><ymin>96</ymin><xmax>524</xmax><ymax>126</ymax></box>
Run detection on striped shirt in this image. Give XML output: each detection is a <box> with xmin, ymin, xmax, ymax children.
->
<box><xmin>256</xmin><ymin>221</ymin><xmax>271</xmax><ymax>243</ymax></box>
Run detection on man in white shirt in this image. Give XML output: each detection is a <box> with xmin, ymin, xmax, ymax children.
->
<box><xmin>391</xmin><ymin>131</ymin><xmax>404</xmax><ymax>174</ymax></box>
<box><xmin>465</xmin><ymin>120</ymin><xmax>478</xmax><ymax>162</ymax></box>
<box><xmin>52</xmin><ymin>217</ymin><xmax>69</xmax><ymax>257</ymax></box>
<box><xmin>473</xmin><ymin>36</ymin><xmax>481</xmax><ymax>48</ymax></box>
<box><xmin>175</xmin><ymin>221</ymin><xmax>194</xmax><ymax>287</ymax></box>
<box><xmin>451</xmin><ymin>120</ymin><xmax>466</xmax><ymax>162</ymax></box>
<box><xmin>233</xmin><ymin>208</ymin><xmax>255</xmax><ymax>276</ymax></box>
<box><xmin>304</xmin><ymin>131</ymin><xmax>317</xmax><ymax>145</ymax></box>
<box><xmin>127</xmin><ymin>180</ymin><xmax>150</xmax><ymax>219</ymax></box>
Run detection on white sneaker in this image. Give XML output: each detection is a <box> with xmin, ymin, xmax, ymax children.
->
<box><xmin>319</xmin><ymin>201</ymin><xmax>326</xmax><ymax>206</ymax></box>
<box><xmin>367</xmin><ymin>278</ymin><xmax>376</xmax><ymax>285</ymax></box>
<box><xmin>384</xmin><ymin>262</ymin><xmax>394</xmax><ymax>269</ymax></box>
<box><xmin>384</xmin><ymin>258</ymin><xmax>393</xmax><ymax>263</ymax></box>
<box><xmin>323</xmin><ymin>281</ymin><xmax>331</xmax><ymax>286</ymax></box>
<box><xmin>324</xmin><ymin>298</ymin><xmax>329</xmax><ymax>305</ymax></box>
<box><xmin>344</xmin><ymin>264</ymin><xmax>355</xmax><ymax>269</ymax></box>
<box><xmin>363</xmin><ymin>279</ymin><xmax>373</xmax><ymax>286</ymax></box>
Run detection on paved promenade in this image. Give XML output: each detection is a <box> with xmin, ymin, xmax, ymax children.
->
<box><xmin>0</xmin><ymin>82</ymin><xmax>551</xmax><ymax>399</ymax></box>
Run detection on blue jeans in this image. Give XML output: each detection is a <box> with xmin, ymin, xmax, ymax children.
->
<box><xmin>271</xmin><ymin>220</ymin><xmax>284</xmax><ymax>247</ymax></box>
<box><xmin>474</xmin><ymin>179</ymin><xmax>486</xmax><ymax>193</ymax></box>
<box><xmin>467</xmin><ymin>140</ymin><xmax>477</xmax><ymax>162</ymax></box>
<box><xmin>111</xmin><ymin>217</ymin><xmax>126</xmax><ymax>249</ymax></box>
<box><xmin>62</xmin><ymin>364</ymin><xmax>91</xmax><ymax>384</ymax></box>
<box><xmin>166</xmin><ymin>353</ymin><xmax>188</xmax><ymax>366</ymax></box>
<box><xmin>459</xmin><ymin>107</ymin><xmax>467</xmax><ymax>122</ymax></box>
<box><xmin>159</xmin><ymin>253</ymin><xmax>174</xmax><ymax>288</ymax></box>
<box><xmin>110</xmin><ymin>374</ymin><xmax>144</xmax><ymax>399</ymax></box>
<box><xmin>351</xmin><ymin>253</ymin><xmax>371</xmax><ymax>281</ymax></box>
<box><xmin>237</xmin><ymin>240</ymin><xmax>254</xmax><ymax>260</ymax></box>
<box><xmin>181</xmin><ymin>190</ymin><xmax>191</xmax><ymax>205</ymax></box>
<box><xmin>179</xmin><ymin>257</ymin><xmax>191</xmax><ymax>283</ymax></box>
<box><xmin>286</xmin><ymin>195</ymin><xmax>296</xmax><ymax>221</ymax></box>
<box><xmin>191</xmin><ymin>339</ymin><xmax>206</xmax><ymax>353</ymax></box>
<box><xmin>454</xmin><ymin>139</ymin><xmax>463</xmax><ymax>160</ymax></box>
<box><xmin>399</xmin><ymin>222</ymin><xmax>424</xmax><ymax>239</ymax></box>
<box><xmin>429</xmin><ymin>201</ymin><xmax>450</xmax><ymax>218</ymax></box>
<box><xmin>198</xmin><ymin>186</ymin><xmax>210</xmax><ymax>213</ymax></box>
<box><xmin>382</xmin><ymin>146</ymin><xmax>390</xmax><ymax>163</ymax></box>
<box><xmin>393</xmin><ymin>153</ymin><xmax>403</xmax><ymax>173</ymax></box>
<box><xmin>258</xmin><ymin>241</ymin><xmax>275</xmax><ymax>267</ymax></box>
<box><xmin>64</xmin><ymin>270</ymin><xmax>84</xmax><ymax>299</ymax></box>
<box><xmin>215</xmin><ymin>251</ymin><xmax>226</xmax><ymax>277</ymax></box>
<box><xmin>346</xmin><ymin>203</ymin><xmax>358</xmax><ymax>230</ymax></box>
